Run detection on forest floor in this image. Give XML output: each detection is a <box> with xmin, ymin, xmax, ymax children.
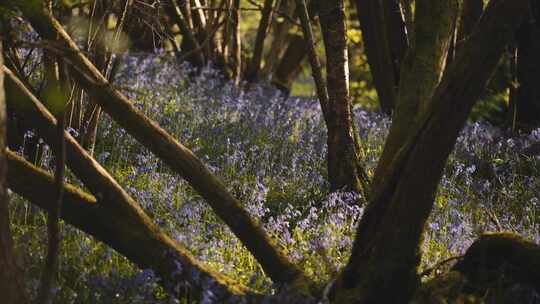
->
<box><xmin>9</xmin><ymin>55</ymin><xmax>540</xmax><ymax>303</ymax></box>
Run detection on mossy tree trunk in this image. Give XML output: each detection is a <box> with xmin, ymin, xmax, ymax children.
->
<box><xmin>0</xmin><ymin>38</ymin><xmax>29</xmax><ymax>304</ymax></box>
<box><xmin>331</xmin><ymin>0</ymin><xmax>529</xmax><ymax>302</ymax></box>
<box><xmin>319</xmin><ymin>0</ymin><xmax>369</xmax><ymax>194</ymax></box>
<box><xmin>370</xmin><ymin>0</ymin><xmax>457</xmax><ymax>195</ymax></box>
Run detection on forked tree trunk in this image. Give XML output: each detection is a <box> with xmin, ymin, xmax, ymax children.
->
<box><xmin>0</xmin><ymin>39</ymin><xmax>29</xmax><ymax>304</ymax></box>
<box><xmin>331</xmin><ymin>1</ymin><xmax>529</xmax><ymax>302</ymax></box>
<box><xmin>370</xmin><ymin>0</ymin><xmax>457</xmax><ymax>194</ymax></box>
<box><xmin>167</xmin><ymin>0</ymin><xmax>205</xmax><ymax>67</ymax></box>
<box><xmin>319</xmin><ymin>0</ymin><xmax>369</xmax><ymax>194</ymax></box>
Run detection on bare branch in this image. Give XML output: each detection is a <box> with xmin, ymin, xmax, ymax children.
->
<box><xmin>15</xmin><ymin>4</ymin><xmax>312</xmax><ymax>289</ymax></box>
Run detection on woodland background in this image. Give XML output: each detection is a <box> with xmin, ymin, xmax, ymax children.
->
<box><xmin>0</xmin><ymin>0</ymin><xmax>539</xmax><ymax>303</ymax></box>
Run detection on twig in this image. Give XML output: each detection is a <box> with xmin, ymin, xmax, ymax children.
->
<box><xmin>295</xmin><ymin>0</ymin><xmax>329</xmax><ymax>120</ymax></box>
<box><xmin>420</xmin><ymin>255</ymin><xmax>464</xmax><ymax>277</ymax></box>
<box><xmin>35</xmin><ymin>114</ymin><xmax>66</xmax><ymax>304</ymax></box>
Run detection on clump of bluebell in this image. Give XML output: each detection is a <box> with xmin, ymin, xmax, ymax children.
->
<box><xmin>11</xmin><ymin>54</ymin><xmax>539</xmax><ymax>303</ymax></box>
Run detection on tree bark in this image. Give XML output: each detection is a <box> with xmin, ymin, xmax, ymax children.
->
<box><xmin>370</xmin><ymin>0</ymin><xmax>457</xmax><ymax>195</ymax></box>
<box><xmin>332</xmin><ymin>1</ymin><xmax>529</xmax><ymax>302</ymax></box>
<box><xmin>295</xmin><ymin>0</ymin><xmax>329</xmax><ymax>121</ymax></box>
<box><xmin>262</xmin><ymin>0</ymin><xmax>295</xmax><ymax>76</ymax></box>
<box><xmin>167</xmin><ymin>0</ymin><xmax>206</xmax><ymax>66</ymax></box>
<box><xmin>352</xmin><ymin>0</ymin><xmax>407</xmax><ymax>114</ymax></box>
<box><xmin>12</xmin><ymin>4</ymin><xmax>312</xmax><ymax>290</ymax></box>
<box><xmin>246</xmin><ymin>0</ymin><xmax>274</xmax><ymax>82</ymax></box>
<box><xmin>319</xmin><ymin>0</ymin><xmax>369</xmax><ymax>194</ymax></box>
<box><xmin>511</xmin><ymin>2</ymin><xmax>540</xmax><ymax>131</ymax></box>
<box><xmin>271</xmin><ymin>33</ymin><xmax>308</xmax><ymax>95</ymax></box>
<box><xmin>0</xmin><ymin>38</ymin><xmax>29</xmax><ymax>304</ymax></box>
<box><xmin>230</xmin><ymin>0</ymin><xmax>242</xmax><ymax>85</ymax></box>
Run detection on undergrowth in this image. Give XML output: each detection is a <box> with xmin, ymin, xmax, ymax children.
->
<box><xmin>9</xmin><ymin>55</ymin><xmax>540</xmax><ymax>303</ymax></box>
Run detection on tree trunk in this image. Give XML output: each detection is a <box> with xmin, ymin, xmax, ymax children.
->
<box><xmin>370</xmin><ymin>0</ymin><xmax>457</xmax><ymax>195</ymax></box>
<box><xmin>262</xmin><ymin>0</ymin><xmax>295</xmax><ymax>76</ymax></box>
<box><xmin>457</xmin><ymin>0</ymin><xmax>484</xmax><ymax>44</ymax></box>
<box><xmin>271</xmin><ymin>33</ymin><xmax>308</xmax><ymax>94</ymax></box>
<box><xmin>191</xmin><ymin>0</ymin><xmax>208</xmax><ymax>31</ymax></box>
<box><xmin>3</xmin><ymin>65</ymin><xmax>258</xmax><ymax>300</ymax></box>
<box><xmin>331</xmin><ymin>1</ymin><xmax>528</xmax><ymax>302</ymax></box>
<box><xmin>296</xmin><ymin>0</ymin><xmax>329</xmax><ymax>121</ymax></box>
<box><xmin>168</xmin><ymin>0</ymin><xmax>206</xmax><ymax>67</ymax></box>
<box><xmin>511</xmin><ymin>3</ymin><xmax>540</xmax><ymax>131</ymax></box>
<box><xmin>447</xmin><ymin>0</ymin><xmax>484</xmax><ymax>65</ymax></box>
<box><xmin>80</xmin><ymin>104</ymin><xmax>101</xmax><ymax>154</ymax></box>
<box><xmin>230</xmin><ymin>0</ymin><xmax>242</xmax><ymax>85</ymax></box>
<box><xmin>319</xmin><ymin>0</ymin><xmax>369</xmax><ymax>194</ymax></box>
<box><xmin>0</xmin><ymin>38</ymin><xmax>29</xmax><ymax>304</ymax></box>
<box><xmin>246</xmin><ymin>0</ymin><xmax>274</xmax><ymax>82</ymax></box>
<box><xmin>352</xmin><ymin>0</ymin><xmax>408</xmax><ymax>114</ymax></box>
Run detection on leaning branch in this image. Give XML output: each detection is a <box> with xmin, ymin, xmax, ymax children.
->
<box><xmin>3</xmin><ymin>66</ymin><xmax>251</xmax><ymax>299</ymax></box>
<box><xmin>6</xmin><ymin>150</ymin><xmax>252</xmax><ymax>301</ymax></box>
<box><xmin>15</xmin><ymin>3</ymin><xmax>310</xmax><ymax>288</ymax></box>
